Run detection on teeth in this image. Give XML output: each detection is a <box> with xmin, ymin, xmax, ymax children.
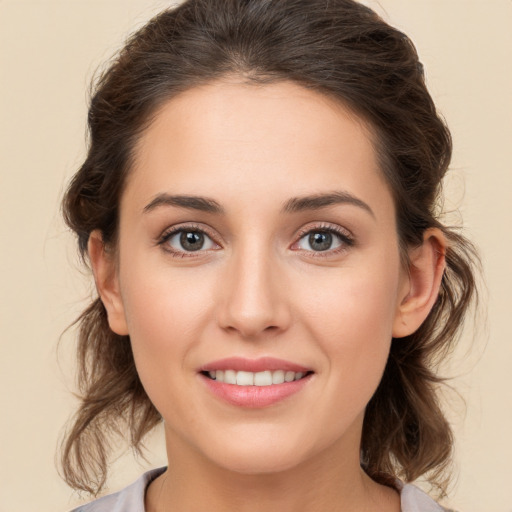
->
<box><xmin>224</xmin><ymin>369</ymin><xmax>236</xmax><ymax>384</ymax></box>
<box><xmin>254</xmin><ymin>370</ymin><xmax>272</xmax><ymax>386</ymax></box>
<box><xmin>272</xmin><ymin>370</ymin><xmax>285</xmax><ymax>384</ymax></box>
<box><xmin>285</xmin><ymin>371</ymin><xmax>295</xmax><ymax>382</ymax></box>
<box><xmin>208</xmin><ymin>369</ymin><xmax>307</xmax><ymax>386</ymax></box>
<box><xmin>236</xmin><ymin>371</ymin><xmax>254</xmax><ymax>386</ymax></box>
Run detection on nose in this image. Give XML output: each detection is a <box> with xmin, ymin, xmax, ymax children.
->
<box><xmin>216</xmin><ymin>243</ymin><xmax>291</xmax><ymax>339</ymax></box>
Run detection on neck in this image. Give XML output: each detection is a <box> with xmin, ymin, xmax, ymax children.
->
<box><xmin>145</xmin><ymin>427</ymin><xmax>399</xmax><ymax>512</ymax></box>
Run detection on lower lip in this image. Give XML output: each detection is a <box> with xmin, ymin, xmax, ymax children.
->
<box><xmin>200</xmin><ymin>373</ymin><xmax>312</xmax><ymax>408</ymax></box>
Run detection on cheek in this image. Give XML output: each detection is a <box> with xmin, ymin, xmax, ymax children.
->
<box><xmin>300</xmin><ymin>263</ymin><xmax>400</xmax><ymax>343</ymax></box>
<box><xmin>297</xmin><ymin>258</ymin><xmax>401</xmax><ymax>396</ymax></box>
<box><xmin>117</xmin><ymin>259</ymin><xmax>215</xmax><ymax>401</ymax></box>
<box><xmin>120</xmin><ymin>244</ymin><xmax>213</xmax><ymax>337</ymax></box>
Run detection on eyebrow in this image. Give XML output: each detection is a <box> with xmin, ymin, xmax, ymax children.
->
<box><xmin>143</xmin><ymin>190</ymin><xmax>374</xmax><ymax>217</ymax></box>
<box><xmin>143</xmin><ymin>194</ymin><xmax>225</xmax><ymax>214</ymax></box>
<box><xmin>282</xmin><ymin>191</ymin><xmax>375</xmax><ymax>218</ymax></box>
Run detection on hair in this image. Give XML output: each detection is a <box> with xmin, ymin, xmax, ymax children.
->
<box><xmin>60</xmin><ymin>0</ymin><xmax>478</xmax><ymax>497</ymax></box>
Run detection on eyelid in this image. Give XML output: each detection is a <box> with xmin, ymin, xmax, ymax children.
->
<box><xmin>157</xmin><ymin>222</ymin><xmax>221</xmax><ymax>256</ymax></box>
<box><xmin>295</xmin><ymin>222</ymin><xmax>353</xmax><ymax>240</ymax></box>
<box><xmin>156</xmin><ymin>221</ymin><xmax>354</xmax><ymax>258</ymax></box>
<box><xmin>291</xmin><ymin>222</ymin><xmax>355</xmax><ymax>256</ymax></box>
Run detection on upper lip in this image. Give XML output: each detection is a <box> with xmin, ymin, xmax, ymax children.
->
<box><xmin>199</xmin><ymin>357</ymin><xmax>312</xmax><ymax>373</ymax></box>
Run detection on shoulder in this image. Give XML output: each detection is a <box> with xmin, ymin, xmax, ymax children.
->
<box><xmin>70</xmin><ymin>468</ymin><xmax>166</xmax><ymax>512</ymax></box>
<box><xmin>399</xmin><ymin>482</ymin><xmax>456</xmax><ymax>512</ymax></box>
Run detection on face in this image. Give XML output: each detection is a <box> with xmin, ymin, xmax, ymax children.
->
<box><xmin>105</xmin><ymin>80</ymin><xmax>411</xmax><ymax>475</ymax></box>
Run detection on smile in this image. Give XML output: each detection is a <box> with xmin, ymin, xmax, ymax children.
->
<box><xmin>205</xmin><ymin>369</ymin><xmax>309</xmax><ymax>386</ymax></box>
<box><xmin>199</xmin><ymin>357</ymin><xmax>314</xmax><ymax>408</ymax></box>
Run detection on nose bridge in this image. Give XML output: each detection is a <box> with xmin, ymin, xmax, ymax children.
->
<box><xmin>217</xmin><ymin>235</ymin><xmax>289</xmax><ymax>338</ymax></box>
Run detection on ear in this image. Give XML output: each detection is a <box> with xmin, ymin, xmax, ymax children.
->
<box><xmin>88</xmin><ymin>230</ymin><xmax>129</xmax><ymax>336</ymax></box>
<box><xmin>392</xmin><ymin>228</ymin><xmax>447</xmax><ymax>338</ymax></box>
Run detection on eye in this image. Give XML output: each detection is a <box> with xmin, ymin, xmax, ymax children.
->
<box><xmin>159</xmin><ymin>226</ymin><xmax>218</xmax><ymax>256</ymax></box>
<box><xmin>293</xmin><ymin>225</ymin><xmax>354</xmax><ymax>254</ymax></box>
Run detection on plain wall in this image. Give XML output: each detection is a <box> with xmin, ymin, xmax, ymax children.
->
<box><xmin>1</xmin><ymin>0</ymin><xmax>511</xmax><ymax>510</ymax></box>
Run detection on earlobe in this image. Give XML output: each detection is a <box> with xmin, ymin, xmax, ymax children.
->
<box><xmin>392</xmin><ymin>228</ymin><xmax>447</xmax><ymax>338</ymax></box>
<box><xmin>88</xmin><ymin>230</ymin><xmax>129</xmax><ymax>336</ymax></box>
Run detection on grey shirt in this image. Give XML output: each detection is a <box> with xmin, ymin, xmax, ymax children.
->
<box><xmin>71</xmin><ymin>467</ymin><xmax>449</xmax><ymax>512</ymax></box>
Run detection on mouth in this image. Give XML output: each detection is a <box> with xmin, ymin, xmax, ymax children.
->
<box><xmin>198</xmin><ymin>357</ymin><xmax>314</xmax><ymax>408</ymax></box>
<box><xmin>201</xmin><ymin>369</ymin><xmax>313</xmax><ymax>386</ymax></box>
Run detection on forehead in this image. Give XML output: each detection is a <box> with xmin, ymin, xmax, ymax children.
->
<box><xmin>126</xmin><ymin>79</ymin><xmax>393</xmax><ymax>218</ymax></box>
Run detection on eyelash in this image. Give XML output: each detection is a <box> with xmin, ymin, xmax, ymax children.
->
<box><xmin>157</xmin><ymin>223</ymin><xmax>355</xmax><ymax>259</ymax></box>
<box><xmin>157</xmin><ymin>223</ymin><xmax>218</xmax><ymax>258</ymax></box>
<box><xmin>293</xmin><ymin>223</ymin><xmax>355</xmax><ymax>257</ymax></box>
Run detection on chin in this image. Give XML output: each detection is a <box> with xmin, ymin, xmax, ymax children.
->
<box><xmin>211</xmin><ymin>449</ymin><xmax>305</xmax><ymax>476</ymax></box>
<box><xmin>198</xmin><ymin>427</ymin><xmax>319</xmax><ymax>475</ymax></box>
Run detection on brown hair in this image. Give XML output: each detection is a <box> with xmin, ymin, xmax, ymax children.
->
<box><xmin>61</xmin><ymin>0</ymin><xmax>478</xmax><ymax>496</ymax></box>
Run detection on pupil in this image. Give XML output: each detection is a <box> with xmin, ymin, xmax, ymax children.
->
<box><xmin>180</xmin><ymin>231</ymin><xmax>204</xmax><ymax>251</ymax></box>
<box><xmin>309</xmin><ymin>232</ymin><xmax>332</xmax><ymax>251</ymax></box>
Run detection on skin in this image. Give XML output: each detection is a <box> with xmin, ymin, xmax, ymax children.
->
<box><xmin>89</xmin><ymin>79</ymin><xmax>446</xmax><ymax>512</ymax></box>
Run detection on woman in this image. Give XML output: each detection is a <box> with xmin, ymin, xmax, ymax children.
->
<box><xmin>60</xmin><ymin>0</ymin><xmax>477</xmax><ymax>510</ymax></box>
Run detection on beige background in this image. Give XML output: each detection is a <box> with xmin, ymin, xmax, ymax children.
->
<box><xmin>1</xmin><ymin>0</ymin><xmax>511</xmax><ymax>510</ymax></box>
